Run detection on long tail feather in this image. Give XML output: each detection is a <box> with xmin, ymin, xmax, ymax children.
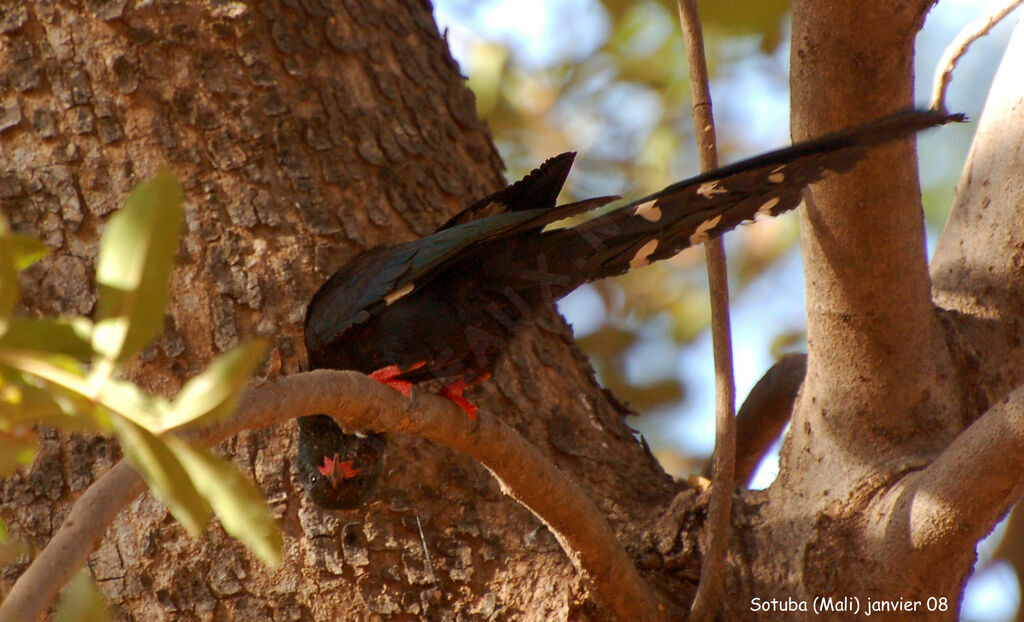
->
<box><xmin>552</xmin><ymin>108</ymin><xmax>964</xmax><ymax>282</ymax></box>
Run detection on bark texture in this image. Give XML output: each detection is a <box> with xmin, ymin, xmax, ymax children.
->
<box><xmin>4</xmin><ymin>1</ymin><xmax>1024</xmax><ymax>621</ymax></box>
<box><xmin>0</xmin><ymin>2</ymin><xmax>676</xmax><ymax>620</ymax></box>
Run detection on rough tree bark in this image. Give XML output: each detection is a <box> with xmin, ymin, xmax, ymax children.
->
<box><xmin>0</xmin><ymin>1</ymin><xmax>675</xmax><ymax>620</ymax></box>
<box><xmin>2</xmin><ymin>1</ymin><xmax>1023</xmax><ymax>621</ymax></box>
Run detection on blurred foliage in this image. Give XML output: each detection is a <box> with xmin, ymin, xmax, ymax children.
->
<box><xmin>441</xmin><ymin>0</ymin><xmax>802</xmax><ymax>414</ymax></box>
<box><xmin>54</xmin><ymin>570</ymin><xmax>111</xmax><ymax>622</ymax></box>
<box><xmin>0</xmin><ymin>518</ymin><xmax>30</xmax><ymax>568</ymax></box>
<box><xmin>436</xmin><ymin>0</ymin><xmax>981</xmax><ymax>417</ymax></box>
<box><xmin>769</xmin><ymin>328</ymin><xmax>807</xmax><ymax>360</ymax></box>
<box><xmin>0</xmin><ymin>173</ymin><xmax>282</xmax><ymax>610</ymax></box>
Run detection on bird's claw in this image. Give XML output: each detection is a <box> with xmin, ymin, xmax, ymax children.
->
<box><xmin>441</xmin><ymin>378</ymin><xmax>478</xmax><ymax>420</ymax></box>
<box><xmin>369</xmin><ymin>363</ymin><xmax>423</xmax><ymax>399</ymax></box>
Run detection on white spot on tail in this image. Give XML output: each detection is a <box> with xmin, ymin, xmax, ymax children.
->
<box><xmin>697</xmin><ymin>180</ymin><xmax>727</xmax><ymax>198</ymax></box>
<box><xmin>768</xmin><ymin>166</ymin><xmax>785</xmax><ymax>183</ymax></box>
<box><xmin>633</xmin><ymin>200</ymin><xmax>662</xmax><ymax>222</ymax></box>
<box><xmin>758</xmin><ymin>197</ymin><xmax>781</xmax><ymax>216</ymax></box>
<box><xmin>629</xmin><ymin>239</ymin><xmax>660</xmax><ymax>269</ymax></box>
<box><xmin>385</xmin><ymin>283</ymin><xmax>414</xmax><ymax>305</ymax></box>
<box><xmin>689</xmin><ymin>214</ymin><xmax>723</xmax><ymax>245</ymax></box>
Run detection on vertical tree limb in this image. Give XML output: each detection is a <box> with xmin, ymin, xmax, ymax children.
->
<box><xmin>676</xmin><ymin>1</ymin><xmax>736</xmax><ymax>619</ymax></box>
<box><xmin>931</xmin><ymin>18</ymin><xmax>1024</xmax><ymax>410</ymax></box>
<box><xmin>897</xmin><ymin>17</ymin><xmax>1024</xmax><ymax>572</ymax></box>
<box><xmin>787</xmin><ymin>0</ymin><xmax>959</xmax><ymax>497</ymax></box>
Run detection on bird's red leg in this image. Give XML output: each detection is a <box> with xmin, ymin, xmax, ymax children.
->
<box><xmin>372</xmin><ymin>365</ymin><xmax>489</xmax><ymax>418</ymax></box>
<box><xmin>441</xmin><ymin>378</ymin><xmax>476</xmax><ymax>419</ymax></box>
<box><xmin>368</xmin><ymin>361</ymin><xmax>425</xmax><ymax>398</ymax></box>
<box><xmin>440</xmin><ymin>372</ymin><xmax>491</xmax><ymax>420</ymax></box>
<box><xmin>369</xmin><ymin>365</ymin><xmax>412</xmax><ymax>397</ymax></box>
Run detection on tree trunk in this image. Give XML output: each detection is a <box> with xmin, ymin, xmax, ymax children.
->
<box><xmin>4</xmin><ymin>1</ymin><xmax>1024</xmax><ymax>621</ymax></box>
<box><xmin>0</xmin><ymin>1</ymin><xmax>676</xmax><ymax>619</ymax></box>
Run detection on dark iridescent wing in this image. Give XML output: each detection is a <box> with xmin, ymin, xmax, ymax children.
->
<box><xmin>306</xmin><ymin>197</ymin><xmax>615</xmax><ymax>351</ymax></box>
<box><xmin>438</xmin><ymin>152</ymin><xmax>577</xmax><ymax>229</ymax></box>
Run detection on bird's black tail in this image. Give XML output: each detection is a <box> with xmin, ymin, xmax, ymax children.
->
<box><xmin>546</xmin><ymin>108</ymin><xmax>964</xmax><ymax>284</ymax></box>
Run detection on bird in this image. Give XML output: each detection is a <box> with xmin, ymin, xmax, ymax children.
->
<box><xmin>295</xmin><ymin>415</ymin><xmax>386</xmax><ymax>510</ymax></box>
<box><xmin>296</xmin><ymin>108</ymin><xmax>962</xmax><ymax>509</ymax></box>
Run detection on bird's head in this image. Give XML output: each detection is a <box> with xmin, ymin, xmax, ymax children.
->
<box><xmin>296</xmin><ymin>415</ymin><xmax>386</xmax><ymax>510</ymax></box>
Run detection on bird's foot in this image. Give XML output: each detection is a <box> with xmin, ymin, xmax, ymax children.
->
<box><xmin>369</xmin><ymin>362</ymin><xmax>425</xmax><ymax>399</ymax></box>
<box><xmin>441</xmin><ymin>378</ymin><xmax>478</xmax><ymax>420</ymax></box>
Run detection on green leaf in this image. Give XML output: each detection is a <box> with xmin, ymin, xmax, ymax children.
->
<box><xmin>696</xmin><ymin>0</ymin><xmax>792</xmax><ymax>52</ymax></box>
<box><xmin>770</xmin><ymin>330</ymin><xmax>807</xmax><ymax>359</ymax></box>
<box><xmin>0</xmin><ymin>364</ymin><xmax>94</xmax><ymax>432</ymax></box>
<box><xmin>5</xmin><ymin>233</ymin><xmax>49</xmax><ymax>271</ymax></box>
<box><xmin>466</xmin><ymin>42</ymin><xmax>508</xmax><ymax>116</ymax></box>
<box><xmin>93</xmin><ymin>170</ymin><xmax>183</xmax><ymax>364</ymax></box>
<box><xmin>0</xmin><ymin>228</ymin><xmax>19</xmax><ymax>325</ymax></box>
<box><xmin>0</xmin><ymin>429</ymin><xmax>39</xmax><ymax>476</ymax></box>
<box><xmin>0</xmin><ymin>316</ymin><xmax>94</xmax><ymax>360</ymax></box>
<box><xmin>54</xmin><ymin>570</ymin><xmax>111</xmax><ymax>622</ymax></box>
<box><xmin>165</xmin><ymin>339</ymin><xmax>268</xmax><ymax>431</ymax></box>
<box><xmin>0</xmin><ymin>222</ymin><xmax>50</xmax><ymax>325</ymax></box>
<box><xmin>0</xmin><ymin>519</ymin><xmax>31</xmax><ymax>567</ymax></box>
<box><xmin>575</xmin><ymin>326</ymin><xmax>638</xmax><ymax>358</ymax></box>
<box><xmin>167</xmin><ymin>438</ymin><xmax>282</xmax><ymax>566</ymax></box>
<box><xmin>97</xmin><ymin>378</ymin><xmax>165</xmax><ymax>432</ymax></box>
<box><xmin>0</xmin><ymin>350</ymin><xmax>91</xmax><ymax>398</ymax></box>
<box><xmin>110</xmin><ymin>414</ymin><xmax>209</xmax><ymax>536</ymax></box>
<box><xmin>0</xmin><ymin>377</ymin><xmax>100</xmax><ymax>431</ymax></box>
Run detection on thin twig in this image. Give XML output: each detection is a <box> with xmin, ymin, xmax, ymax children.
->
<box><xmin>677</xmin><ymin>0</ymin><xmax>737</xmax><ymax>620</ymax></box>
<box><xmin>0</xmin><ymin>370</ymin><xmax>669</xmax><ymax>622</ymax></box>
<box><xmin>930</xmin><ymin>0</ymin><xmax>1024</xmax><ymax>112</ymax></box>
<box><xmin>414</xmin><ymin>514</ymin><xmax>436</xmax><ymax>583</ymax></box>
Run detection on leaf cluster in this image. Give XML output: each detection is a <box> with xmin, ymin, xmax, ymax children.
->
<box><xmin>0</xmin><ymin>172</ymin><xmax>280</xmax><ymax>615</ymax></box>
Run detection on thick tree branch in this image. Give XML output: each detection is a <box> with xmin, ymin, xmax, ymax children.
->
<box><xmin>1</xmin><ymin>371</ymin><xmax>669</xmax><ymax>622</ymax></box>
<box><xmin>897</xmin><ymin>21</ymin><xmax>1024</xmax><ymax>577</ymax></box>
<box><xmin>932</xmin><ymin>19</ymin><xmax>1024</xmax><ymax>411</ymax></box>
<box><xmin>1</xmin><ymin>461</ymin><xmax>145</xmax><ymax>622</ymax></box>
<box><xmin>882</xmin><ymin>381</ymin><xmax>1024</xmax><ymax>565</ymax></box>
